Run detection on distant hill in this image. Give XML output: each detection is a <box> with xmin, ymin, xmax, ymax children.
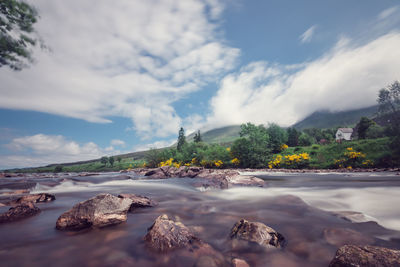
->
<box><xmin>187</xmin><ymin>125</ymin><xmax>241</xmax><ymax>144</ymax></box>
<box><xmin>292</xmin><ymin>105</ymin><xmax>379</xmax><ymax>130</ymax></box>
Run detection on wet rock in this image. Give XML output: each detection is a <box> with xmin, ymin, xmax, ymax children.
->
<box><xmin>329</xmin><ymin>245</ymin><xmax>400</xmax><ymax>267</ymax></box>
<box><xmin>144</xmin><ymin>214</ymin><xmax>200</xmax><ymax>252</ymax></box>
<box><xmin>78</xmin><ymin>173</ymin><xmax>100</xmax><ymax>177</ymax></box>
<box><xmin>330</xmin><ymin>210</ymin><xmax>375</xmax><ymax>223</ymax></box>
<box><xmin>0</xmin><ymin>189</ymin><xmax>29</xmax><ymax>196</ymax></box>
<box><xmin>56</xmin><ymin>193</ymin><xmax>132</xmax><ymax>231</ymax></box>
<box><xmin>117</xmin><ymin>194</ymin><xmax>156</xmax><ymax>211</ymax></box>
<box><xmin>323</xmin><ymin>228</ymin><xmax>374</xmax><ymax>247</ymax></box>
<box><xmin>230</xmin><ymin>219</ymin><xmax>285</xmax><ymax>248</ymax></box>
<box><xmin>194</xmin><ymin>256</ymin><xmax>219</xmax><ymax>267</ymax></box>
<box><xmin>0</xmin><ymin>202</ymin><xmax>40</xmax><ymax>223</ymax></box>
<box><xmin>144</xmin><ymin>169</ymin><xmax>168</xmax><ymax>179</ymax></box>
<box><xmin>228</xmin><ymin>175</ymin><xmax>266</xmax><ymax>187</ymax></box>
<box><xmin>11</xmin><ymin>193</ymin><xmax>56</xmax><ymax>205</ymax></box>
<box><xmin>232</xmin><ymin>258</ymin><xmax>250</xmax><ymax>267</ymax></box>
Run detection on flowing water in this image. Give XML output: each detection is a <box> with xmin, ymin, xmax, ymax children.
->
<box><xmin>0</xmin><ymin>172</ymin><xmax>400</xmax><ymax>266</ymax></box>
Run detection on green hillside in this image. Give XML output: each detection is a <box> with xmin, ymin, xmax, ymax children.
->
<box><xmin>292</xmin><ymin>105</ymin><xmax>378</xmax><ymax>130</ymax></box>
<box><xmin>187</xmin><ymin>125</ymin><xmax>241</xmax><ymax>144</ymax></box>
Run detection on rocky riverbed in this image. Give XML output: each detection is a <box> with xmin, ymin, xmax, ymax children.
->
<box><xmin>1</xmin><ymin>170</ymin><xmax>400</xmax><ymax>266</ymax></box>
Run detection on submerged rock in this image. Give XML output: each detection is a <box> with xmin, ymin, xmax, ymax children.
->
<box><xmin>330</xmin><ymin>210</ymin><xmax>376</xmax><ymax>223</ymax></box>
<box><xmin>117</xmin><ymin>194</ymin><xmax>156</xmax><ymax>211</ymax></box>
<box><xmin>11</xmin><ymin>193</ymin><xmax>56</xmax><ymax>205</ymax></box>
<box><xmin>56</xmin><ymin>193</ymin><xmax>132</xmax><ymax>231</ymax></box>
<box><xmin>0</xmin><ymin>202</ymin><xmax>40</xmax><ymax>223</ymax></box>
<box><xmin>329</xmin><ymin>245</ymin><xmax>400</xmax><ymax>267</ymax></box>
<box><xmin>232</xmin><ymin>258</ymin><xmax>250</xmax><ymax>267</ymax></box>
<box><xmin>230</xmin><ymin>219</ymin><xmax>285</xmax><ymax>249</ymax></box>
<box><xmin>323</xmin><ymin>227</ymin><xmax>374</xmax><ymax>247</ymax></box>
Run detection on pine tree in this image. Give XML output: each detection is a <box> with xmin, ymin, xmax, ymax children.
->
<box><xmin>194</xmin><ymin>130</ymin><xmax>202</xmax><ymax>143</ymax></box>
<box><xmin>177</xmin><ymin>127</ymin><xmax>186</xmax><ymax>152</ymax></box>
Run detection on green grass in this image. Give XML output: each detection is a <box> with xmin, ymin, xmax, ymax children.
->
<box><xmin>283</xmin><ymin>137</ymin><xmax>391</xmax><ymax>169</ymax></box>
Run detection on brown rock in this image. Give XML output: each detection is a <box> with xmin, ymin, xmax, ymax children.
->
<box><xmin>117</xmin><ymin>194</ymin><xmax>156</xmax><ymax>211</ymax></box>
<box><xmin>232</xmin><ymin>258</ymin><xmax>250</xmax><ymax>267</ymax></box>
<box><xmin>330</xmin><ymin>210</ymin><xmax>375</xmax><ymax>223</ymax></box>
<box><xmin>144</xmin><ymin>169</ymin><xmax>168</xmax><ymax>179</ymax></box>
<box><xmin>144</xmin><ymin>214</ymin><xmax>200</xmax><ymax>252</ymax></box>
<box><xmin>323</xmin><ymin>228</ymin><xmax>374</xmax><ymax>247</ymax></box>
<box><xmin>11</xmin><ymin>193</ymin><xmax>56</xmax><ymax>205</ymax></box>
<box><xmin>329</xmin><ymin>245</ymin><xmax>400</xmax><ymax>267</ymax></box>
<box><xmin>230</xmin><ymin>219</ymin><xmax>285</xmax><ymax>248</ymax></box>
<box><xmin>228</xmin><ymin>175</ymin><xmax>265</xmax><ymax>187</ymax></box>
<box><xmin>0</xmin><ymin>202</ymin><xmax>40</xmax><ymax>223</ymax></box>
<box><xmin>56</xmin><ymin>193</ymin><xmax>132</xmax><ymax>231</ymax></box>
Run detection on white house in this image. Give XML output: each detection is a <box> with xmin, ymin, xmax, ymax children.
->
<box><xmin>335</xmin><ymin>128</ymin><xmax>353</xmax><ymax>141</ymax></box>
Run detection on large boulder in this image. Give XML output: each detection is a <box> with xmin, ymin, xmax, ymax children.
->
<box><xmin>144</xmin><ymin>214</ymin><xmax>200</xmax><ymax>252</ymax></box>
<box><xmin>329</xmin><ymin>245</ymin><xmax>400</xmax><ymax>267</ymax></box>
<box><xmin>230</xmin><ymin>219</ymin><xmax>285</xmax><ymax>249</ymax></box>
<box><xmin>11</xmin><ymin>193</ymin><xmax>56</xmax><ymax>205</ymax></box>
<box><xmin>144</xmin><ymin>169</ymin><xmax>168</xmax><ymax>179</ymax></box>
<box><xmin>0</xmin><ymin>202</ymin><xmax>40</xmax><ymax>223</ymax></box>
<box><xmin>56</xmin><ymin>193</ymin><xmax>132</xmax><ymax>231</ymax></box>
<box><xmin>117</xmin><ymin>194</ymin><xmax>156</xmax><ymax>211</ymax></box>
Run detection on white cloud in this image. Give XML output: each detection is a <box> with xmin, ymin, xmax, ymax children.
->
<box><xmin>299</xmin><ymin>25</ymin><xmax>317</xmax><ymax>43</ymax></box>
<box><xmin>206</xmin><ymin>32</ymin><xmax>400</xmax><ymax>128</ymax></box>
<box><xmin>110</xmin><ymin>139</ymin><xmax>125</xmax><ymax>147</ymax></box>
<box><xmin>0</xmin><ymin>0</ymin><xmax>239</xmax><ymax>138</ymax></box>
<box><xmin>2</xmin><ymin>134</ymin><xmax>123</xmax><ymax>168</ymax></box>
<box><xmin>133</xmin><ymin>139</ymin><xmax>175</xmax><ymax>152</ymax></box>
<box><xmin>378</xmin><ymin>6</ymin><xmax>399</xmax><ymax>20</ymax></box>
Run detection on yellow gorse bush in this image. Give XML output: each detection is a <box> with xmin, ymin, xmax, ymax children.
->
<box><xmin>231</xmin><ymin>158</ymin><xmax>240</xmax><ymax>166</ymax></box>
<box><xmin>268</xmin><ymin>153</ymin><xmax>310</xmax><ymax>169</ymax></box>
<box><xmin>280</xmin><ymin>144</ymin><xmax>289</xmax><ymax>150</ymax></box>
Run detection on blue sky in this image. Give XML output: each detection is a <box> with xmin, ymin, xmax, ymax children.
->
<box><xmin>1</xmin><ymin>0</ymin><xmax>400</xmax><ymax>169</ymax></box>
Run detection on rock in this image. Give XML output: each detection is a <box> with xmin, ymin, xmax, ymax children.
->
<box><xmin>11</xmin><ymin>193</ymin><xmax>56</xmax><ymax>205</ymax></box>
<box><xmin>144</xmin><ymin>214</ymin><xmax>200</xmax><ymax>252</ymax></box>
<box><xmin>329</xmin><ymin>245</ymin><xmax>400</xmax><ymax>267</ymax></box>
<box><xmin>0</xmin><ymin>202</ymin><xmax>40</xmax><ymax>223</ymax></box>
<box><xmin>117</xmin><ymin>194</ymin><xmax>156</xmax><ymax>211</ymax></box>
<box><xmin>230</xmin><ymin>219</ymin><xmax>285</xmax><ymax>248</ymax></box>
<box><xmin>330</xmin><ymin>210</ymin><xmax>376</xmax><ymax>223</ymax></box>
<box><xmin>56</xmin><ymin>193</ymin><xmax>132</xmax><ymax>231</ymax></box>
<box><xmin>232</xmin><ymin>258</ymin><xmax>250</xmax><ymax>267</ymax></box>
<box><xmin>323</xmin><ymin>228</ymin><xmax>374</xmax><ymax>247</ymax></box>
<box><xmin>228</xmin><ymin>175</ymin><xmax>265</xmax><ymax>187</ymax></box>
<box><xmin>0</xmin><ymin>189</ymin><xmax>29</xmax><ymax>196</ymax></box>
<box><xmin>194</xmin><ymin>256</ymin><xmax>219</xmax><ymax>267</ymax></box>
<box><xmin>144</xmin><ymin>169</ymin><xmax>168</xmax><ymax>179</ymax></box>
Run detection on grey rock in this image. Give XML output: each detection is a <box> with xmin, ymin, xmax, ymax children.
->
<box><xmin>56</xmin><ymin>193</ymin><xmax>132</xmax><ymax>231</ymax></box>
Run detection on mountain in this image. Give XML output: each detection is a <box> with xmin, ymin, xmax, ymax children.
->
<box><xmin>292</xmin><ymin>105</ymin><xmax>379</xmax><ymax>130</ymax></box>
<box><xmin>187</xmin><ymin>125</ymin><xmax>241</xmax><ymax>144</ymax></box>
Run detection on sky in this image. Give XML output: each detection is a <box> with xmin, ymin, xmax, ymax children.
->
<box><xmin>1</xmin><ymin>0</ymin><xmax>400</xmax><ymax>169</ymax></box>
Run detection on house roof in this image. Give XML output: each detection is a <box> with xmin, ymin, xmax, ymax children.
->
<box><xmin>337</xmin><ymin>128</ymin><xmax>353</xmax><ymax>133</ymax></box>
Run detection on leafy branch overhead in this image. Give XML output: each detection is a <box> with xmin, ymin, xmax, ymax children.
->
<box><xmin>0</xmin><ymin>0</ymin><xmax>40</xmax><ymax>70</ymax></box>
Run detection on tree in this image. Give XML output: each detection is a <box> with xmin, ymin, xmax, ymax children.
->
<box><xmin>287</xmin><ymin>127</ymin><xmax>300</xmax><ymax>147</ymax></box>
<box><xmin>377</xmin><ymin>81</ymin><xmax>400</xmax><ymax>159</ymax></box>
<box><xmin>298</xmin><ymin>133</ymin><xmax>314</xmax><ymax>146</ymax></box>
<box><xmin>193</xmin><ymin>130</ymin><xmax>202</xmax><ymax>143</ymax></box>
<box><xmin>117</xmin><ymin>157</ymin><xmax>122</xmax><ymax>164</ymax></box>
<box><xmin>266</xmin><ymin>123</ymin><xmax>287</xmax><ymax>152</ymax></box>
<box><xmin>357</xmin><ymin>117</ymin><xmax>374</xmax><ymax>139</ymax></box>
<box><xmin>0</xmin><ymin>0</ymin><xmax>40</xmax><ymax>70</ymax></box>
<box><xmin>177</xmin><ymin>127</ymin><xmax>186</xmax><ymax>152</ymax></box>
<box><xmin>109</xmin><ymin>156</ymin><xmax>115</xmax><ymax>167</ymax></box>
<box><xmin>100</xmin><ymin>156</ymin><xmax>108</xmax><ymax>166</ymax></box>
<box><xmin>231</xmin><ymin>123</ymin><xmax>271</xmax><ymax>168</ymax></box>
<box><xmin>378</xmin><ymin>81</ymin><xmax>400</xmax><ymax>117</ymax></box>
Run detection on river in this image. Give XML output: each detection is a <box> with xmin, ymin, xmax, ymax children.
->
<box><xmin>0</xmin><ymin>171</ymin><xmax>399</xmax><ymax>266</ymax></box>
